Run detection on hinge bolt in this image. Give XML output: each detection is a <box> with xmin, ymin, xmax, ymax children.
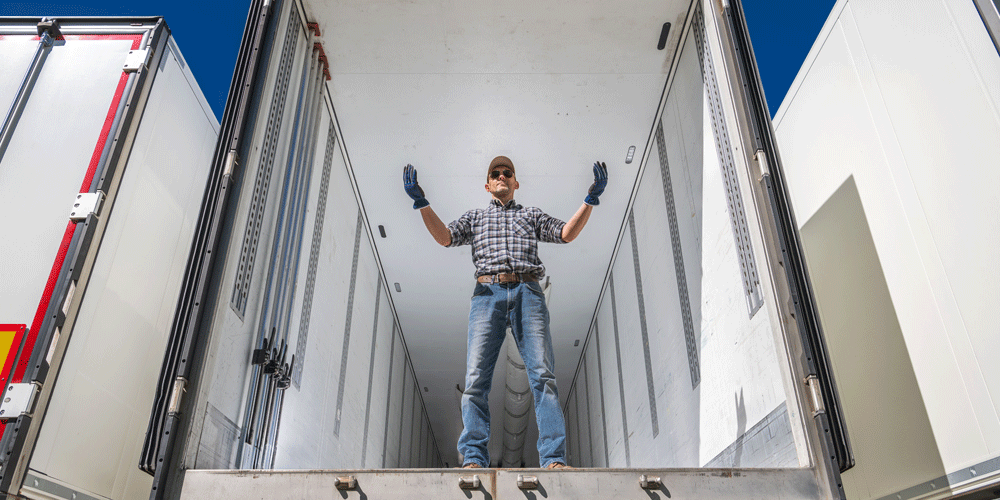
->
<box><xmin>458</xmin><ymin>475</ymin><xmax>480</xmax><ymax>489</ymax></box>
<box><xmin>517</xmin><ymin>474</ymin><xmax>539</xmax><ymax>490</ymax></box>
<box><xmin>334</xmin><ymin>476</ymin><xmax>357</xmax><ymax>490</ymax></box>
<box><xmin>640</xmin><ymin>475</ymin><xmax>662</xmax><ymax>489</ymax></box>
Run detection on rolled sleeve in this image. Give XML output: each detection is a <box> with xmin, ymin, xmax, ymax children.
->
<box><xmin>536</xmin><ymin>211</ymin><xmax>567</xmax><ymax>244</ymax></box>
<box><xmin>447</xmin><ymin>211</ymin><xmax>474</xmax><ymax>247</ymax></box>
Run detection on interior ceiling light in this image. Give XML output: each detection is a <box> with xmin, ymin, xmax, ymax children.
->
<box><xmin>626</xmin><ymin>145</ymin><xmax>636</xmax><ymax>164</ymax></box>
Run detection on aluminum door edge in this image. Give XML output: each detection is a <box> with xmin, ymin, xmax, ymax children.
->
<box><xmin>717</xmin><ymin>0</ymin><xmax>853</xmax><ymax>496</ymax></box>
<box><xmin>138</xmin><ymin>1</ymin><xmax>279</xmax><ymax>499</ymax></box>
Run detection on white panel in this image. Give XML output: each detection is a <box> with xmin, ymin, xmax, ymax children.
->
<box><xmin>0</xmin><ymin>35</ymin><xmax>39</xmax><ymax>115</ymax></box>
<box><xmin>337</xmin><ymin>235</ymin><xmax>379</xmax><ymax>465</ymax></box>
<box><xmin>627</xmin><ymin>144</ymin><xmax>698</xmax><ymax>468</ymax></box>
<box><xmin>577</xmin><ymin>366</ymin><xmax>593</xmax><ymax>466</ymax></box>
<box><xmin>387</xmin><ymin>339</ymin><xmax>407</xmax><ymax>467</ymax></box>
<box><xmin>28</xmin><ymin>38</ymin><xmax>217</xmax><ymax>498</ymax></box>
<box><xmin>311</xmin><ymin>0</ymin><xmax>683</xmax><ymax>75</ymax></box>
<box><xmin>801</xmin><ymin>177</ymin><xmax>946</xmax><ymax>500</ymax></box>
<box><xmin>847</xmin><ymin>0</ymin><xmax>1000</xmax><ymax>449</ymax></box>
<box><xmin>606</xmin><ymin>232</ymin><xmax>661</xmax><ymax>467</ymax></box>
<box><xmin>594</xmin><ymin>285</ymin><xmax>627</xmax><ymax>467</ymax></box>
<box><xmin>774</xmin><ymin>0</ymin><xmax>1000</xmax><ymax>484</ymax></box>
<box><xmin>399</xmin><ymin>367</ymin><xmax>414</xmax><ymax>467</ymax></box>
<box><xmin>272</xmin><ymin>113</ymin><xmax>359</xmax><ymax>467</ymax></box>
<box><xmin>362</xmin><ymin>281</ymin><xmax>395</xmax><ymax>467</ymax></box>
<box><xmin>692</xmin><ymin>97</ymin><xmax>787</xmax><ymax>467</ymax></box>
<box><xmin>0</xmin><ymin>37</ymin><xmax>134</xmax><ymax>329</ymax></box>
<box><xmin>584</xmin><ymin>347</ymin><xmax>608</xmax><ymax>467</ymax></box>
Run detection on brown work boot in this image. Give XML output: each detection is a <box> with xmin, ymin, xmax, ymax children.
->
<box><xmin>462</xmin><ymin>463</ymin><xmax>483</xmax><ymax>469</ymax></box>
<box><xmin>545</xmin><ymin>462</ymin><xmax>573</xmax><ymax>469</ymax></box>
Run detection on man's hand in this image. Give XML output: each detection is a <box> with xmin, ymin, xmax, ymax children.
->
<box><xmin>584</xmin><ymin>161</ymin><xmax>608</xmax><ymax>206</ymax></box>
<box><xmin>403</xmin><ymin>164</ymin><xmax>430</xmax><ymax>209</ymax></box>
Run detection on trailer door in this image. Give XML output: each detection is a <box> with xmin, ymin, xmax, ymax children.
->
<box><xmin>0</xmin><ymin>22</ymin><xmax>155</xmax><ymax>493</ymax></box>
<box><xmin>0</xmin><ymin>17</ymin><xmax>218</xmax><ymax>499</ymax></box>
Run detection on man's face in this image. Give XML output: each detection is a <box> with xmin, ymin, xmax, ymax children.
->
<box><xmin>485</xmin><ymin>166</ymin><xmax>518</xmax><ymax>200</ymax></box>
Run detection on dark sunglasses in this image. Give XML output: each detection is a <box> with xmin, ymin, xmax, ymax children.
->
<box><xmin>490</xmin><ymin>169</ymin><xmax>514</xmax><ymax>179</ymax></box>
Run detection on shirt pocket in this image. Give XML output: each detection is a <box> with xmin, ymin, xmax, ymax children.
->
<box><xmin>513</xmin><ymin>218</ymin><xmax>533</xmax><ymax>238</ymax></box>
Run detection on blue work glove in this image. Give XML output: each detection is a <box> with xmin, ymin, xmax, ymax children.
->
<box><xmin>584</xmin><ymin>161</ymin><xmax>608</xmax><ymax>205</ymax></box>
<box><xmin>403</xmin><ymin>164</ymin><xmax>430</xmax><ymax>209</ymax></box>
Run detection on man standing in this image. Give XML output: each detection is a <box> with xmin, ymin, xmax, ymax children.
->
<box><xmin>402</xmin><ymin>155</ymin><xmax>608</xmax><ymax>469</ymax></box>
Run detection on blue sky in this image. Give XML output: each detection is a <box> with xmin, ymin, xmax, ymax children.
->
<box><xmin>2</xmin><ymin>1</ymin><xmax>836</xmax><ymax>119</ymax></box>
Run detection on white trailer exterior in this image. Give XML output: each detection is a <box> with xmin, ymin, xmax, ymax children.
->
<box><xmin>0</xmin><ymin>1</ymin><xmax>864</xmax><ymax>499</ymax></box>
<box><xmin>773</xmin><ymin>1</ymin><xmax>1000</xmax><ymax>499</ymax></box>
<box><xmin>0</xmin><ymin>17</ymin><xmax>218</xmax><ymax>500</ymax></box>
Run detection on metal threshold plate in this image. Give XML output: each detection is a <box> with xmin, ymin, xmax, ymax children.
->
<box><xmin>180</xmin><ymin>468</ymin><xmax>821</xmax><ymax>499</ymax></box>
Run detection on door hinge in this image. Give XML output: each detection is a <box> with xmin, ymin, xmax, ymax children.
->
<box><xmin>0</xmin><ymin>382</ymin><xmax>41</xmax><ymax>421</ymax></box>
<box><xmin>123</xmin><ymin>48</ymin><xmax>151</xmax><ymax>73</ymax></box>
<box><xmin>805</xmin><ymin>375</ymin><xmax>826</xmax><ymax>417</ymax></box>
<box><xmin>168</xmin><ymin>377</ymin><xmax>187</xmax><ymax>415</ymax></box>
<box><xmin>70</xmin><ymin>191</ymin><xmax>104</xmax><ymax>222</ymax></box>
<box><xmin>755</xmin><ymin>149</ymin><xmax>771</xmax><ymax>178</ymax></box>
<box><xmin>223</xmin><ymin>149</ymin><xmax>239</xmax><ymax>178</ymax></box>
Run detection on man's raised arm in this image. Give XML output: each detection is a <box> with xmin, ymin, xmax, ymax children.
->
<box><xmin>562</xmin><ymin>161</ymin><xmax>608</xmax><ymax>242</ymax></box>
<box><xmin>404</xmin><ymin>164</ymin><xmax>451</xmax><ymax>246</ymax></box>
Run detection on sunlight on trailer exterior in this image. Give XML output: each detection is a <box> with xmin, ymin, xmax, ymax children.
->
<box><xmin>774</xmin><ymin>0</ymin><xmax>1000</xmax><ymax>499</ymax></box>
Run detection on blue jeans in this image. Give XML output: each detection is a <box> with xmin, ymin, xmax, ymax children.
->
<box><xmin>457</xmin><ymin>281</ymin><xmax>567</xmax><ymax>468</ymax></box>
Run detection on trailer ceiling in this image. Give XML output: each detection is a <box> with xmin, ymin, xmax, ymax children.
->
<box><xmin>305</xmin><ymin>0</ymin><xmax>693</xmax><ymax>463</ymax></box>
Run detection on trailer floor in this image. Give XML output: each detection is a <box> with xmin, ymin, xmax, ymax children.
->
<box><xmin>179</xmin><ymin>467</ymin><xmax>821</xmax><ymax>499</ymax></box>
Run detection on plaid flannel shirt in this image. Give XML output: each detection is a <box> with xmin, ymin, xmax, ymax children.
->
<box><xmin>448</xmin><ymin>199</ymin><xmax>567</xmax><ymax>279</ymax></box>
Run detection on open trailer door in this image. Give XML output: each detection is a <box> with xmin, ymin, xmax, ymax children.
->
<box><xmin>774</xmin><ymin>0</ymin><xmax>1000</xmax><ymax>498</ymax></box>
<box><xmin>140</xmin><ymin>0</ymin><xmax>852</xmax><ymax>499</ymax></box>
<box><xmin>0</xmin><ymin>16</ymin><xmax>218</xmax><ymax>500</ymax></box>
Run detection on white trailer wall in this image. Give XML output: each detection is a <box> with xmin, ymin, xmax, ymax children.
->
<box><xmin>180</xmin><ymin>0</ymin><xmax>441</xmax><ymax>472</ymax></box>
<box><xmin>0</xmin><ymin>26</ymin><xmax>218</xmax><ymax>500</ymax></box>
<box><xmin>563</xmin><ymin>8</ymin><xmax>803</xmax><ymax>470</ymax></box>
<box><xmin>773</xmin><ymin>0</ymin><xmax>1000</xmax><ymax>498</ymax></box>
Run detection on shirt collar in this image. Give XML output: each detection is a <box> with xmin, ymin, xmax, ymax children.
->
<box><xmin>489</xmin><ymin>198</ymin><xmax>521</xmax><ymax>210</ymax></box>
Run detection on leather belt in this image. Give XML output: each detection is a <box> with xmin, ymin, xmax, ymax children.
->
<box><xmin>477</xmin><ymin>273</ymin><xmax>538</xmax><ymax>284</ymax></box>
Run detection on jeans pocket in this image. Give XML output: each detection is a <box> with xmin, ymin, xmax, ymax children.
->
<box><xmin>525</xmin><ymin>281</ymin><xmax>545</xmax><ymax>297</ymax></box>
<box><xmin>472</xmin><ymin>283</ymin><xmax>492</xmax><ymax>297</ymax></box>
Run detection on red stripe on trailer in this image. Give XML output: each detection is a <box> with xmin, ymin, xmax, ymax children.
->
<box><xmin>0</xmin><ymin>34</ymin><xmax>142</xmax><ymax>442</ymax></box>
<box><xmin>29</xmin><ymin>34</ymin><xmax>141</xmax><ymax>42</ymax></box>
